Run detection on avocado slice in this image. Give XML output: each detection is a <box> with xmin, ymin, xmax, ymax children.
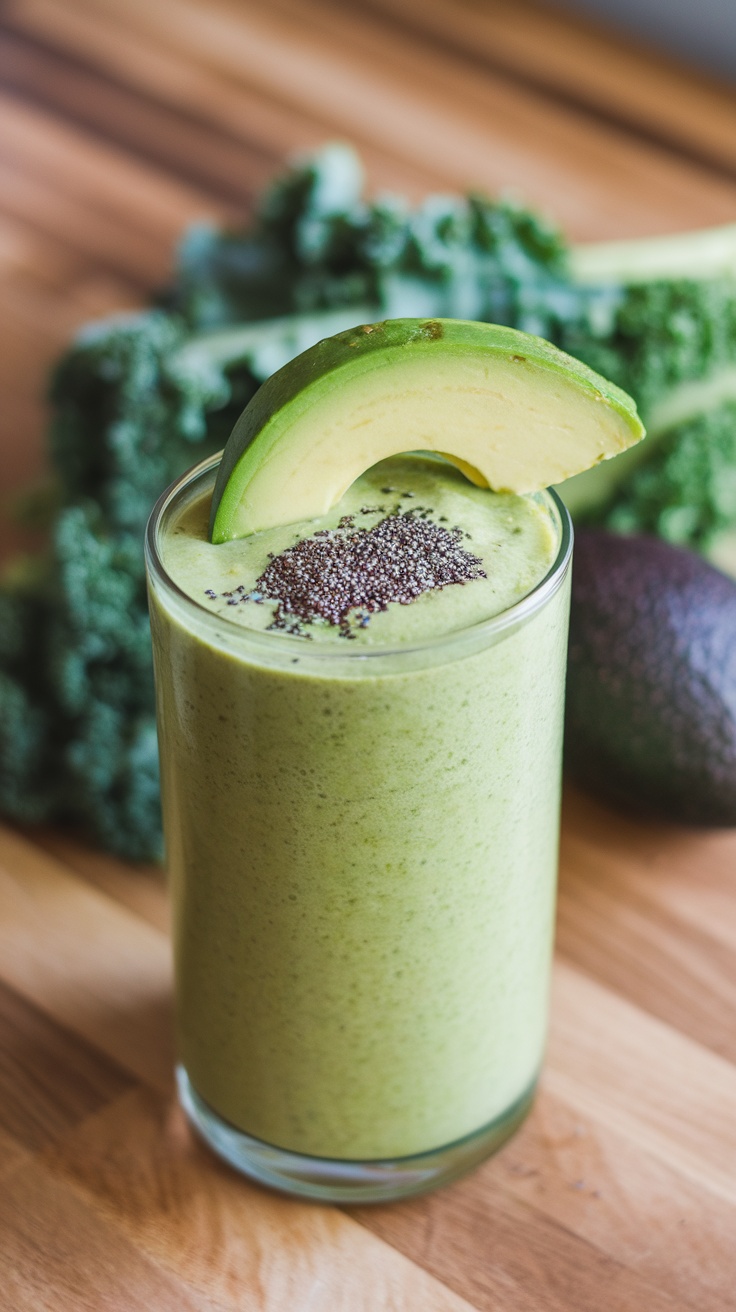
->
<box><xmin>209</xmin><ymin>318</ymin><xmax>644</xmax><ymax>542</ymax></box>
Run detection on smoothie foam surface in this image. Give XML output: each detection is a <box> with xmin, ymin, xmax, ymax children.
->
<box><xmin>162</xmin><ymin>456</ymin><xmax>559</xmax><ymax>647</ymax></box>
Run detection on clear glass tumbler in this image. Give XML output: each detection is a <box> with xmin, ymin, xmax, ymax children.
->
<box><xmin>145</xmin><ymin>454</ymin><xmax>572</xmax><ymax>1203</ymax></box>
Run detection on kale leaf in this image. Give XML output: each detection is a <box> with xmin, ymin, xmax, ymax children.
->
<box><xmin>0</xmin><ymin>144</ymin><xmax>569</xmax><ymax>858</ymax></box>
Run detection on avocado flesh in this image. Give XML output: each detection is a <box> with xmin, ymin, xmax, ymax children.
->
<box><xmin>210</xmin><ymin>319</ymin><xmax>643</xmax><ymax>543</ymax></box>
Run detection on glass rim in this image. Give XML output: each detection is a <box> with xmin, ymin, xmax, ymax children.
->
<box><xmin>145</xmin><ymin>452</ymin><xmax>573</xmax><ymax>670</ymax></box>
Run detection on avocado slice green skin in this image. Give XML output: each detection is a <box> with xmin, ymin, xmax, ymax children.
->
<box><xmin>209</xmin><ymin>317</ymin><xmax>644</xmax><ymax>543</ymax></box>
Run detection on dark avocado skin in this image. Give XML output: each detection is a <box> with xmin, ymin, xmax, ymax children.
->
<box><xmin>566</xmin><ymin>529</ymin><xmax>736</xmax><ymax>826</ymax></box>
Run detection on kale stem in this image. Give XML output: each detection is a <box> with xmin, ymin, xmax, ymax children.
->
<box><xmin>648</xmin><ymin>365</ymin><xmax>736</xmax><ymax>436</ymax></box>
<box><xmin>172</xmin><ymin>305</ymin><xmax>379</xmax><ymax>380</ymax></box>
<box><xmin>570</xmin><ymin>223</ymin><xmax>736</xmax><ymax>286</ymax></box>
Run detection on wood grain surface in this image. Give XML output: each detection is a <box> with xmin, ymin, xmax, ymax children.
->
<box><xmin>1</xmin><ymin>2</ymin><xmax>736</xmax><ymax>1307</ymax></box>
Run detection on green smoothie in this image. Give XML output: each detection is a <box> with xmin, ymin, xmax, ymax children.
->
<box><xmin>148</xmin><ymin>454</ymin><xmax>570</xmax><ymax>1162</ymax></box>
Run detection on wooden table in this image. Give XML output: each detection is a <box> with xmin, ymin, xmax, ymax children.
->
<box><xmin>2</xmin><ymin>2</ymin><xmax>736</xmax><ymax>1307</ymax></box>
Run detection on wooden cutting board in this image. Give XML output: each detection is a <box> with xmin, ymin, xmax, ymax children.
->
<box><xmin>1</xmin><ymin>1</ymin><xmax>736</xmax><ymax>1307</ymax></box>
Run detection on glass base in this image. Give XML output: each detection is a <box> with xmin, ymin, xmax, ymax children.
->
<box><xmin>177</xmin><ymin>1065</ymin><xmax>537</xmax><ymax>1204</ymax></box>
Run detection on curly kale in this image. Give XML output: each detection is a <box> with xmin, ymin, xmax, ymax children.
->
<box><xmin>598</xmin><ymin>396</ymin><xmax>736</xmax><ymax>547</ymax></box>
<box><xmin>171</xmin><ymin>143</ymin><xmax>571</xmax><ymax>335</ymax></box>
<box><xmin>48</xmin><ymin>311</ymin><xmax>257</xmax><ymax>527</ymax></box>
<box><xmin>560</xmin><ymin>278</ymin><xmax>736</xmax><ymax>420</ymax></box>
<box><xmin>557</xmin><ymin>223</ymin><xmax>736</xmax><ymax>538</ymax></box>
<box><xmin>0</xmin><ymin>143</ymin><xmax>570</xmax><ymax>859</ymax></box>
<box><xmin>3</xmin><ymin>139</ymin><xmax>736</xmax><ymax>858</ymax></box>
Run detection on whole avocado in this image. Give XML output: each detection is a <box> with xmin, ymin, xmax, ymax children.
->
<box><xmin>566</xmin><ymin>529</ymin><xmax>736</xmax><ymax>825</ymax></box>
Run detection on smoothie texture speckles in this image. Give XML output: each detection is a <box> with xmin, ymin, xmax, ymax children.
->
<box><xmin>150</xmin><ymin>451</ymin><xmax>571</xmax><ymax>1160</ymax></box>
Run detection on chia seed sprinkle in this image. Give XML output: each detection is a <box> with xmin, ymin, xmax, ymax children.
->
<box><xmin>245</xmin><ymin>508</ymin><xmax>486</xmax><ymax>635</ymax></box>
